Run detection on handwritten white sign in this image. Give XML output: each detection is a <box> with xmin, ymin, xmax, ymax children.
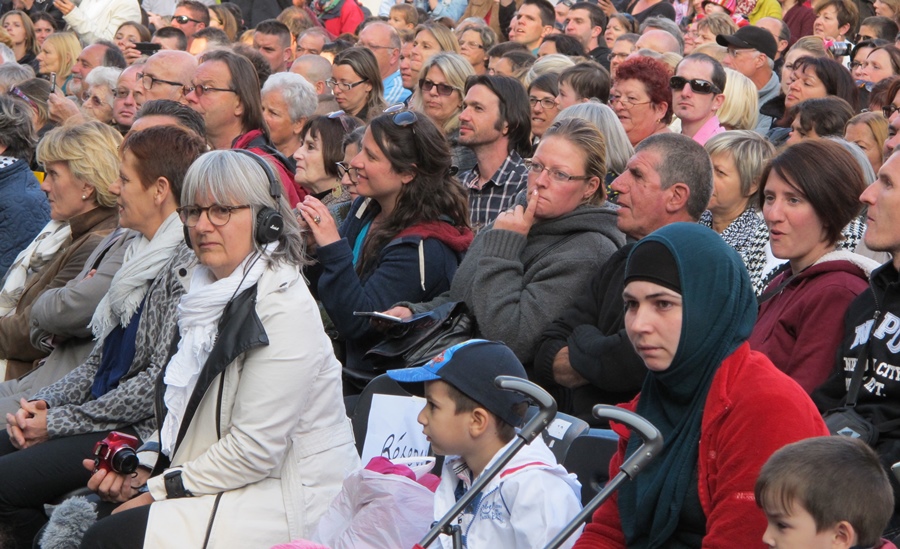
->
<box><xmin>361</xmin><ymin>394</ymin><xmax>431</xmax><ymax>465</ymax></box>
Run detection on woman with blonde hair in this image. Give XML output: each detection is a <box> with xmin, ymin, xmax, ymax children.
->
<box><xmin>412</xmin><ymin>52</ymin><xmax>476</xmax><ymax>172</ymax></box>
<box><xmin>718</xmin><ymin>68</ymin><xmax>759</xmax><ymax>130</ymax></box>
<box><xmin>556</xmin><ymin>101</ymin><xmax>634</xmax><ymax>182</ymax></box>
<box><xmin>405</xmin><ymin>22</ymin><xmax>460</xmax><ymax>91</ymax></box>
<box><xmin>330</xmin><ymin>47</ymin><xmax>386</xmax><ymax>122</ymax></box>
<box><xmin>35</xmin><ymin>31</ymin><xmax>80</xmax><ymax>94</ymax></box>
<box><xmin>1</xmin><ymin>10</ymin><xmax>39</xmax><ymax>72</ymax></box>
<box><xmin>845</xmin><ymin>111</ymin><xmax>889</xmax><ymax>175</ymax></box>
<box><xmin>209</xmin><ymin>4</ymin><xmax>239</xmax><ymax>41</ymax></box>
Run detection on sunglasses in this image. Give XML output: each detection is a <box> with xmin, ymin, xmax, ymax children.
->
<box><xmin>883</xmin><ymin>104</ymin><xmax>900</xmax><ymax>118</ymax></box>
<box><xmin>420</xmin><ymin>79</ymin><xmax>458</xmax><ymax>96</ymax></box>
<box><xmin>669</xmin><ymin>76</ymin><xmax>721</xmax><ymax>94</ymax></box>
<box><xmin>384</xmin><ymin>103</ymin><xmax>418</xmax><ymax>128</ymax></box>
<box><xmin>327</xmin><ymin>109</ymin><xmax>352</xmax><ymax>133</ymax></box>
<box><xmin>9</xmin><ymin>86</ymin><xmax>37</xmax><ymax>111</ymax></box>
<box><xmin>173</xmin><ymin>14</ymin><xmax>202</xmax><ymax>24</ymax></box>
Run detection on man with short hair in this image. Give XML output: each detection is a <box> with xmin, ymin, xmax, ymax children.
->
<box><xmin>358</xmin><ymin>21</ymin><xmax>411</xmax><ymax>104</ymax></box>
<box><xmin>457</xmin><ymin>75</ymin><xmax>532</xmax><ymax>231</ymax></box>
<box><xmin>297</xmin><ymin>27</ymin><xmax>330</xmax><ymax>57</ymax></box>
<box><xmin>718</xmin><ymin>26</ymin><xmax>780</xmax><ymax>133</ymax></box>
<box><xmin>859</xmin><ymin>15</ymin><xmax>899</xmax><ymax>41</ymax></box>
<box><xmin>138</xmin><ymin>50</ymin><xmax>197</xmax><ymax>106</ymax></box>
<box><xmin>132</xmin><ymin>98</ymin><xmax>207</xmax><ymax>137</ymax></box>
<box><xmin>512</xmin><ymin>0</ymin><xmax>555</xmax><ymax>53</ymax></box>
<box><xmin>70</xmin><ymin>41</ymin><xmax>126</xmax><ymax>98</ymax></box>
<box><xmin>639</xmin><ymin>16</ymin><xmax>685</xmax><ymax>55</ymax></box>
<box><xmin>673</xmin><ymin>53</ymin><xmax>727</xmax><ymax>144</ymax></box>
<box><xmin>253</xmin><ymin>19</ymin><xmax>294</xmax><ymax>73</ymax></box>
<box><xmin>610</xmin><ymin>33</ymin><xmax>638</xmax><ymax>77</ymax></box>
<box><xmin>186</xmin><ymin>49</ymin><xmax>304</xmax><ymax>206</ymax></box>
<box><xmin>291</xmin><ymin>54</ymin><xmax>341</xmax><ymax>115</ymax></box>
<box><xmin>536</xmin><ymin>133</ymin><xmax>714</xmax><ymax>420</ymax></box>
<box><xmin>152</xmin><ymin>27</ymin><xmax>188</xmax><ymax>51</ymax></box>
<box><xmin>812</xmin><ymin>151</ymin><xmax>900</xmax><ymax>526</ymax></box>
<box><xmin>188</xmin><ymin>27</ymin><xmax>231</xmax><ymax>56</ymax></box>
<box><xmin>756</xmin><ymin>16</ymin><xmax>790</xmax><ymax>66</ymax></box>
<box><xmin>564</xmin><ymin>2</ymin><xmax>610</xmax><ymax>69</ymax></box>
<box><xmin>171</xmin><ymin>0</ymin><xmax>209</xmax><ymax>49</ymax></box>
<box><xmin>113</xmin><ymin>64</ymin><xmax>143</xmax><ymax>131</ymax></box>
<box><xmin>635</xmin><ymin>29</ymin><xmax>682</xmax><ymax>55</ymax></box>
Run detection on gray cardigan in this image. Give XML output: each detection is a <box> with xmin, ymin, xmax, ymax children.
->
<box><xmin>403</xmin><ymin>197</ymin><xmax>626</xmax><ymax>365</ymax></box>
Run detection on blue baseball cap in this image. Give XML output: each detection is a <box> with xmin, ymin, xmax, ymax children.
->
<box><xmin>387</xmin><ymin>339</ymin><xmax>529</xmax><ymax>427</ymax></box>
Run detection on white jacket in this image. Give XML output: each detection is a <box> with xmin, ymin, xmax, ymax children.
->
<box><xmin>434</xmin><ymin>436</ymin><xmax>582</xmax><ymax>549</ymax></box>
<box><xmin>144</xmin><ymin>262</ymin><xmax>360</xmax><ymax>547</ymax></box>
<box><xmin>63</xmin><ymin>0</ymin><xmax>141</xmax><ymax>44</ymax></box>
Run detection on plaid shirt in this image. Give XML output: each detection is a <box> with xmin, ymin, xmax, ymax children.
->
<box><xmin>462</xmin><ymin>151</ymin><xmax>528</xmax><ymax>232</ymax></box>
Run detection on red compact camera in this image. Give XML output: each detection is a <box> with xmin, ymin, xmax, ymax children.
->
<box><xmin>93</xmin><ymin>431</ymin><xmax>140</xmax><ymax>474</ymax></box>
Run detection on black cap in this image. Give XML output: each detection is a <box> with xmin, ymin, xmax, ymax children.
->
<box><xmin>716</xmin><ymin>26</ymin><xmax>778</xmax><ymax>60</ymax></box>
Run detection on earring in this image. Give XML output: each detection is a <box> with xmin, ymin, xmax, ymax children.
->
<box><xmin>81</xmin><ymin>195</ymin><xmax>86</xmax><ymax>200</ymax></box>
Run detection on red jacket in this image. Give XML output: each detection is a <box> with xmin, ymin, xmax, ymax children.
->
<box><xmin>322</xmin><ymin>0</ymin><xmax>364</xmax><ymax>37</ymax></box>
<box><xmin>575</xmin><ymin>343</ymin><xmax>829</xmax><ymax>548</ymax></box>
<box><xmin>748</xmin><ymin>251</ymin><xmax>877</xmax><ymax>394</ymax></box>
<box><xmin>232</xmin><ymin>130</ymin><xmax>305</xmax><ymax>208</ymax></box>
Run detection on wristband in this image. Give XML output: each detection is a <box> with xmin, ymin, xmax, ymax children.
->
<box><xmin>163</xmin><ymin>470</ymin><xmax>193</xmax><ymax>499</ymax></box>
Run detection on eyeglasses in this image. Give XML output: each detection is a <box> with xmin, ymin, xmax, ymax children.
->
<box><xmin>83</xmin><ymin>93</ymin><xmax>106</xmax><ymax>107</ymax></box>
<box><xmin>883</xmin><ymin>104</ymin><xmax>900</xmax><ymax>118</ymax></box>
<box><xmin>608</xmin><ymin>94</ymin><xmax>652</xmax><ymax>109</ymax></box>
<box><xmin>524</xmin><ymin>159</ymin><xmax>590</xmax><ymax>183</ymax></box>
<box><xmin>850</xmin><ymin>61</ymin><xmax>864</xmax><ymax>70</ymax></box>
<box><xmin>327</xmin><ymin>109</ymin><xmax>352</xmax><ymax>133</ymax></box>
<box><xmin>384</xmin><ymin>103</ymin><xmax>418</xmax><ymax>128</ymax></box>
<box><xmin>607</xmin><ymin>51</ymin><xmax>630</xmax><ymax>61</ymax></box>
<box><xmin>183</xmin><ymin>82</ymin><xmax>237</xmax><ymax>97</ymax></box>
<box><xmin>726</xmin><ymin>47</ymin><xmax>757</xmax><ymax>57</ymax></box>
<box><xmin>458</xmin><ymin>40</ymin><xmax>484</xmax><ymax>50</ymax></box>
<box><xmin>336</xmin><ymin>161</ymin><xmax>358</xmax><ymax>184</ymax></box>
<box><xmin>421</xmin><ymin>79</ymin><xmax>459</xmax><ymax>96</ymax></box>
<box><xmin>177</xmin><ymin>204</ymin><xmax>251</xmax><ymax>227</ymax></box>
<box><xmin>669</xmin><ymin>76</ymin><xmax>721</xmax><ymax>94</ymax></box>
<box><xmin>529</xmin><ymin>96</ymin><xmax>558</xmax><ymax>109</ymax></box>
<box><xmin>113</xmin><ymin>87</ymin><xmax>141</xmax><ymax>100</ymax></box>
<box><xmin>855</xmin><ymin>33</ymin><xmax>875</xmax><ymax>43</ymax></box>
<box><xmin>138</xmin><ymin>72</ymin><xmax>183</xmax><ymax>91</ymax></box>
<box><xmin>360</xmin><ymin>42</ymin><xmax>396</xmax><ymax>51</ymax></box>
<box><xmin>326</xmin><ymin>78</ymin><xmax>368</xmax><ymax>91</ymax></box>
<box><xmin>173</xmin><ymin>14</ymin><xmax>202</xmax><ymax>24</ymax></box>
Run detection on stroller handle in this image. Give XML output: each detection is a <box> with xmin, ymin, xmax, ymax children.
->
<box><xmin>495</xmin><ymin>376</ymin><xmax>558</xmax><ymax>444</ymax></box>
<box><xmin>592</xmin><ymin>405</ymin><xmax>663</xmax><ymax>478</ymax></box>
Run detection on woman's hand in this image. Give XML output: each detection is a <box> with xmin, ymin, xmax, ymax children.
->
<box><xmin>121</xmin><ymin>45</ymin><xmax>144</xmax><ymax>65</ymax></box>
<box><xmin>48</xmin><ymin>91</ymin><xmax>82</xmax><ymax>124</ymax></box>
<box><xmin>54</xmin><ymin>0</ymin><xmax>75</xmax><ymax>15</ymax></box>
<box><xmin>83</xmin><ymin>459</ymin><xmax>152</xmax><ymax>503</ymax></box>
<box><xmin>371</xmin><ymin>306</ymin><xmax>413</xmax><ymax>331</ymax></box>
<box><xmin>597</xmin><ymin>0</ymin><xmax>617</xmax><ymax>15</ymax></box>
<box><xmin>493</xmin><ymin>189</ymin><xmax>538</xmax><ymax>235</ymax></box>
<box><xmin>297</xmin><ymin>196</ymin><xmax>341</xmax><ymax>247</ymax></box>
<box><xmin>6</xmin><ymin>399</ymin><xmax>49</xmax><ymax>449</ymax></box>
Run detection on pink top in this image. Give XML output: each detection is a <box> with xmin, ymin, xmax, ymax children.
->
<box><xmin>688</xmin><ymin>115</ymin><xmax>727</xmax><ymax>145</ymax></box>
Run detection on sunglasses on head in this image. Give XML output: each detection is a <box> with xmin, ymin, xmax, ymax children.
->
<box><xmin>384</xmin><ymin>103</ymin><xmax>418</xmax><ymax>128</ymax></box>
<box><xmin>327</xmin><ymin>109</ymin><xmax>352</xmax><ymax>133</ymax></box>
<box><xmin>669</xmin><ymin>76</ymin><xmax>721</xmax><ymax>94</ymax></box>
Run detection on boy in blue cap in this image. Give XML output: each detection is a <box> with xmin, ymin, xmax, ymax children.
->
<box><xmin>388</xmin><ymin>339</ymin><xmax>582</xmax><ymax>548</ymax></box>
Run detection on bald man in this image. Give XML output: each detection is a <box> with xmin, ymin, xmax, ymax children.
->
<box><xmin>137</xmin><ymin>50</ymin><xmax>198</xmax><ymax>106</ymax></box>
<box><xmin>291</xmin><ymin>54</ymin><xmax>340</xmax><ymax>115</ymax></box>
<box><xmin>358</xmin><ymin>22</ymin><xmax>410</xmax><ymax>103</ymax></box>
<box><xmin>635</xmin><ymin>29</ymin><xmax>681</xmax><ymax>54</ymax></box>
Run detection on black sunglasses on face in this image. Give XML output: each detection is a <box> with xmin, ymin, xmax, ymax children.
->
<box><xmin>420</xmin><ymin>79</ymin><xmax>458</xmax><ymax>96</ymax></box>
<box><xmin>669</xmin><ymin>76</ymin><xmax>721</xmax><ymax>94</ymax></box>
<box><xmin>173</xmin><ymin>15</ymin><xmax>202</xmax><ymax>24</ymax></box>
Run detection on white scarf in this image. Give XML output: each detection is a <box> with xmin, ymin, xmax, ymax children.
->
<box><xmin>0</xmin><ymin>220</ymin><xmax>72</xmax><ymax>317</ymax></box>
<box><xmin>89</xmin><ymin>212</ymin><xmax>184</xmax><ymax>340</ymax></box>
<box><xmin>160</xmin><ymin>247</ymin><xmax>273</xmax><ymax>457</ymax></box>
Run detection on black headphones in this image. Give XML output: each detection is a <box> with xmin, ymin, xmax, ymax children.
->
<box><xmin>183</xmin><ymin>150</ymin><xmax>285</xmax><ymax>248</ymax></box>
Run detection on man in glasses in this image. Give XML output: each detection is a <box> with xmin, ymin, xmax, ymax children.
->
<box><xmin>187</xmin><ymin>49</ymin><xmax>304</xmax><ymax>206</ymax></box>
<box><xmin>170</xmin><ymin>0</ymin><xmax>209</xmax><ymax>50</ymax></box>
<box><xmin>717</xmin><ymin>26</ymin><xmax>780</xmax><ymax>133</ymax></box>
<box><xmin>672</xmin><ymin>54</ymin><xmax>727</xmax><ymax>145</ymax></box>
<box><xmin>358</xmin><ymin>22</ymin><xmax>411</xmax><ymax>104</ymax></box>
<box><xmin>138</xmin><ymin>50</ymin><xmax>197</xmax><ymax>106</ymax></box>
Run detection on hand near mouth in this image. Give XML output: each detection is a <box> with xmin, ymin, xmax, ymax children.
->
<box><xmin>493</xmin><ymin>188</ymin><xmax>538</xmax><ymax>235</ymax></box>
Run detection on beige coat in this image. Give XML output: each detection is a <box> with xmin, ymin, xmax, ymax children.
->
<box><xmin>145</xmin><ymin>262</ymin><xmax>360</xmax><ymax>547</ymax></box>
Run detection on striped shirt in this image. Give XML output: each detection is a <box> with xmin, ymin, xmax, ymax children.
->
<box><xmin>462</xmin><ymin>151</ymin><xmax>529</xmax><ymax>232</ymax></box>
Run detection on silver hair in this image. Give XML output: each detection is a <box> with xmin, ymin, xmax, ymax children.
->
<box><xmin>523</xmin><ymin>53</ymin><xmax>575</xmax><ymax>87</ymax></box>
<box><xmin>0</xmin><ymin>44</ymin><xmax>16</xmax><ymax>64</ymax></box>
<box><xmin>261</xmin><ymin>72</ymin><xmax>318</xmax><ymax>123</ymax></box>
<box><xmin>555</xmin><ymin>101</ymin><xmax>634</xmax><ymax>177</ymax></box>
<box><xmin>639</xmin><ymin>16</ymin><xmax>684</xmax><ymax>55</ymax></box>
<box><xmin>181</xmin><ymin>150</ymin><xmax>308</xmax><ymax>267</ymax></box>
<box><xmin>825</xmin><ymin>136</ymin><xmax>878</xmax><ymax>183</ymax></box>
<box><xmin>636</xmin><ymin>133</ymin><xmax>713</xmax><ymax>220</ymax></box>
<box><xmin>84</xmin><ymin>67</ymin><xmax>122</xmax><ymax>108</ymax></box>
<box><xmin>0</xmin><ymin>63</ymin><xmax>35</xmax><ymax>91</ymax></box>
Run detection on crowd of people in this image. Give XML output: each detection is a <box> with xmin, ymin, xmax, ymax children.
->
<box><xmin>1</xmin><ymin>0</ymin><xmax>900</xmax><ymax>545</ymax></box>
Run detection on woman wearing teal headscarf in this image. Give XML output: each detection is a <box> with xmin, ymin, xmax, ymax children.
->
<box><xmin>574</xmin><ymin>223</ymin><xmax>828</xmax><ymax>548</ymax></box>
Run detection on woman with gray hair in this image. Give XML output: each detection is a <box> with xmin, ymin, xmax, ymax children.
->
<box><xmin>81</xmin><ymin>150</ymin><xmax>359</xmax><ymax>546</ymax></box>
<box><xmin>261</xmin><ymin>72</ymin><xmax>319</xmax><ymax>162</ymax></box>
<box><xmin>81</xmin><ymin>66</ymin><xmax>121</xmax><ymax>125</ymax></box>
<box><xmin>456</xmin><ymin>24</ymin><xmax>496</xmax><ymax>76</ymax></box>
<box><xmin>700</xmin><ymin>130</ymin><xmax>775</xmax><ymax>295</ymax></box>
<box><xmin>556</xmin><ymin>101</ymin><xmax>634</xmax><ymax>192</ymax></box>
